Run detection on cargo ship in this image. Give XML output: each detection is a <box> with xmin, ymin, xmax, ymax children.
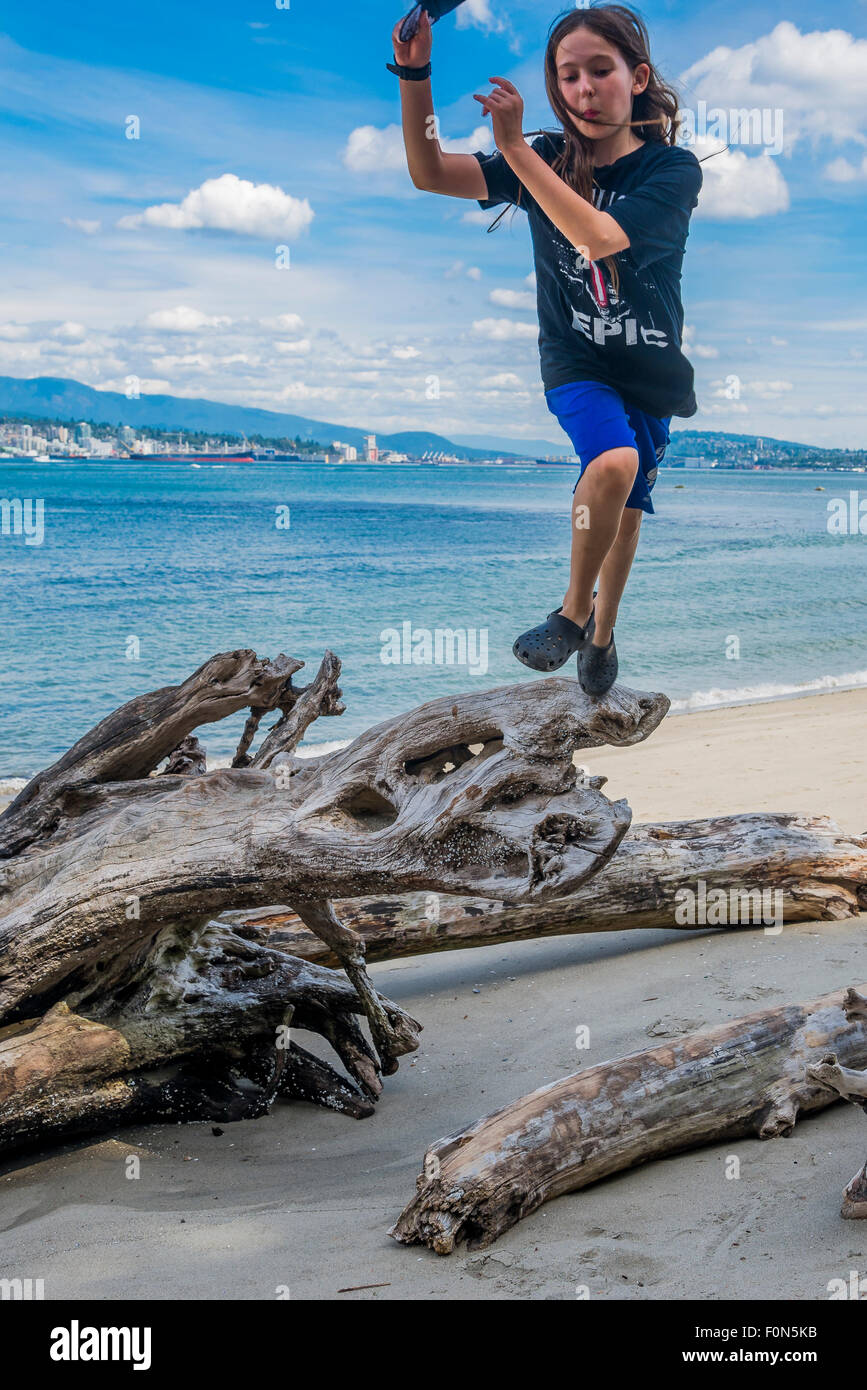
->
<box><xmin>164</xmin><ymin>450</ymin><xmax>255</xmax><ymax>463</ymax></box>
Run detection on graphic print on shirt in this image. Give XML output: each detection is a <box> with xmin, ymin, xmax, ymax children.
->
<box><xmin>469</xmin><ymin>132</ymin><xmax>702</xmax><ymax>414</ymax></box>
<box><xmin>553</xmin><ymin>184</ymin><xmax>671</xmax><ymax>353</ymax></box>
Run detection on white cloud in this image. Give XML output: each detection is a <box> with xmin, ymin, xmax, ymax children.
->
<box><xmin>691</xmin><ymin>140</ymin><xmax>789</xmax><ymax>219</ymax></box>
<box><xmin>97</xmin><ymin>378</ymin><xmax>172</xmax><ymax>395</ymax></box>
<box><xmin>392</xmin><ymin>345</ymin><xmax>420</xmax><ymax>359</ymax></box>
<box><xmin>118</xmin><ymin>174</ymin><xmax>314</xmax><ymax>239</ymax></box>
<box><xmin>51</xmin><ymin>321</ymin><xmax>87</xmax><ymax>339</ymax></box>
<box><xmin>445</xmin><ymin>261</ymin><xmax>484</xmax><ymax>282</ymax></box>
<box><xmin>49</xmin><ymin>337</ymin><xmax>113</xmax><ymax>358</ymax></box>
<box><xmin>0</xmin><ymin>341</ymin><xmax>41</xmax><ymax>363</ymax></box>
<box><xmin>480</xmin><ymin>372</ymin><xmax>525</xmax><ymax>388</ymax></box>
<box><xmin>745</xmin><ymin>380</ymin><xmax>795</xmax><ymax>399</ymax></box>
<box><xmin>471</xmin><ymin>317</ymin><xmax>537</xmax><ymax>340</ymax></box>
<box><xmin>150</xmin><ymin>353</ymin><xmax>212</xmax><ymax>371</ymax></box>
<box><xmin>62</xmin><ymin>217</ymin><xmax>101</xmax><ymax>234</ymax></box>
<box><xmin>273</xmin><ymin>381</ymin><xmax>330</xmax><ymax>401</ymax></box>
<box><xmin>440</xmin><ymin>125</ymin><xmax>493</xmax><ymax>156</ymax></box>
<box><xmin>700</xmin><ymin>399</ymin><xmax>750</xmax><ymax>415</ymax></box>
<box><xmin>274</xmin><ymin>338</ymin><xmax>311</xmax><ymax>354</ymax></box>
<box><xmin>144</xmin><ymin>306</ymin><xmax>232</xmax><ymax>332</ymax></box>
<box><xmin>455</xmin><ymin>0</ymin><xmax>506</xmax><ymax>37</ymax></box>
<box><xmin>489</xmin><ymin>287</ymin><xmax>535</xmax><ymax>310</ymax></box>
<box><xmin>825</xmin><ymin>153</ymin><xmax>867</xmax><ymax>182</ymax></box>
<box><xmin>259</xmin><ymin>313</ymin><xmax>305</xmax><ymax>332</ymax></box>
<box><xmin>0</xmin><ymin>322</ymin><xmax>31</xmax><ymax>340</ymax></box>
<box><xmin>710</xmin><ymin>378</ymin><xmax>794</xmax><ymax>400</ymax></box>
<box><xmin>343</xmin><ymin>122</ymin><xmax>492</xmax><ymax>172</ymax></box>
<box><xmin>680</xmin><ymin>22</ymin><xmax>867</xmax><ymax>153</ymax></box>
<box><xmin>682</xmin><ymin>323</ymin><xmax>719</xmax><ymax>361</ymax></box>
<box><xmin>343</xmin><ymin>124</ymin><xmax>408</xmax><ymax>173</ymax></box>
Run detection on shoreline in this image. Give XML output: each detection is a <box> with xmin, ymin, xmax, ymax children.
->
<box><xmin>574</xmin><ymin>683</ymin><xmax>866</xmax><ymax>831</ymax></box>
<box><xmin>667</xmin><ymin>671</ymin><xmax>867</xmax><ymax>715</ymax></box>
<box><xmin>3</xmin><ymin>456</ymin><xmax>865</xmax><ymax>473</ymax></box>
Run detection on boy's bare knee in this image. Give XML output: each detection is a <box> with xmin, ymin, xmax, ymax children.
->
<box><xmin>588</xmin><ymin>446</ymin><xmax>639</xmax><ymax>486</ymax></box>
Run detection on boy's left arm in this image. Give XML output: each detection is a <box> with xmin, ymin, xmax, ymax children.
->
<box><xmin>500</xmin><ymin>139</ymin><xmax>629</xmax><ymax>262</ymax></box>
<box><xmin>474</xmin><ymin>75</ymin><xmax>629</xmax><ymax>261</ymax></box>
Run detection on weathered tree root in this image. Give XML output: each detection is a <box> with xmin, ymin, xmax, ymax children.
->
<box><xmin>389</xmin><ymin>985</ymin><xmax>867</xmax><ymax>1254</ymax></box>
<box><xmin>0</xmin><ymin>918</ymin><xmax>412</xmax><ymax>1154</ymax></box>
<box><xmin>0</xmin><ymin>646</ymin><xmax>666</xmax><ymax>1153</ymax></box>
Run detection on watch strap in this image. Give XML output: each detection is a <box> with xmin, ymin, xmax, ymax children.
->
<box><xmin>386</xmin><ymin>60</ymin><xmax>432</xmax><ymax>80</ymax></box>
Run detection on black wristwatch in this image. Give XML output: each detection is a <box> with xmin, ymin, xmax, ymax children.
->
<box><xmin>386</xmin><ymin>59</ymin><xmax>431</xmax><ymax>80</ymax></box>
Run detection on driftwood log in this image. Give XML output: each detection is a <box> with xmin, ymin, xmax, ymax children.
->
<box><xmin>807</xmin><ymin>986</ymin><xmax>867</xmax><ymax>1219</ymax></box>
<box><xmin>234</xmin><ymin>813</ymin><xmax>867</xmax><ymax>965</ymax></box>
<box><xmin>0</xmin><ymin>646</ymin><xmax>667</xmax><ymax>1156</ymax></box>
<box><xmin>390</xmin><ymin>986</ymin><xmax>867</xmax><ymax>1254</ymax></box>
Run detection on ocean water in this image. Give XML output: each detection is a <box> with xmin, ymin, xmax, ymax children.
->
<box><xmin>1</xmin><ymin>459</ymin><xmax>865</xmax><ymax>791</ymax></box>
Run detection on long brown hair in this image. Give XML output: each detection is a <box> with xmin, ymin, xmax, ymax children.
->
<box><xmin>495</xmin><ymin>4</ymin><xmax>683</xmax><ymax>299</ymax></box>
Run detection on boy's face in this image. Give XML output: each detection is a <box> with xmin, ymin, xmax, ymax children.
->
<box><xmin>554</xmin><ymin>29</ymin><xmax>649</xmax><ymax>140</ymax></box>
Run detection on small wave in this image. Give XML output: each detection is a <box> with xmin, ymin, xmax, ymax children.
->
<box><xmin>294</xmin><ymin>738</ymin><xmax>353</xmax><ymax>758</ymax></box>
<box><xmin>203</xmin><ymin>737</ymin><xmax>353</xmax><ymax>770</ymax></box>
<box><xmin>669</xmin><ymin>669</ymin><xmax>867</xmax><ymax>714</ymax></box>
<box><xmin>0</xmin><ymin>776</ymin><xmax>28</xmax><ymax>797</ymax></box>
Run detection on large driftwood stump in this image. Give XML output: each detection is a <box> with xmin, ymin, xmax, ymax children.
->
<box><xmin>0</xmin><ymin>646</ymin><xmax>667</xmax><ymax>1155</ymax></box>
<box><xmin>390</xmin><ymin>986</ymin><xmax>867</xmax><ymax>1254</ymax></box>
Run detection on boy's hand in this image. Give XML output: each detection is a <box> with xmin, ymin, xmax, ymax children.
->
<box><xmin>473</xmin><ymin>77</ymin><xmax>524</xmax><ymax>152</ymax></box>
<box><xmin>392</xmin><ymin>8</ymin><xmax>432</xmax><ymax>66</ymax></box>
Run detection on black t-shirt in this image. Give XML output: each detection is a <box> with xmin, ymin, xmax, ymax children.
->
<box><xmin>472</xmin><ymin>133</ymin><xmax>703</xmax><ymax>418</ymax></box>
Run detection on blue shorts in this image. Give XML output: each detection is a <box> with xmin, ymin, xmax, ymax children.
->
<box><xmin>545</xmin><ymin>380</ymin><xmax>672</xmax><ymax>515</ymax></box>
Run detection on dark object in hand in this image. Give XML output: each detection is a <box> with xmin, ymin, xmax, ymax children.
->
<box><xmin>398</xmin><ymin>0</ymin><xmax>466</xmax><ymax>43</ymax></box>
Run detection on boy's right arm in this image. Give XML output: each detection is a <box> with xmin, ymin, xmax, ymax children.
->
<box><xmin>392</xmin><ymin>10</ymin><xmax>488</xmax><ymax>199</ymax></box>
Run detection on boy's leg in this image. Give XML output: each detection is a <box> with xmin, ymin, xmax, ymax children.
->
<box><xmin>560</xmin><ymin>445</ymin><xmax>639</xmax><ymax>631</ymax></box>
<box><xmin>591</xmin><ymin>505</ymin><xmax>642</xmax><ymax>646</ymax></box>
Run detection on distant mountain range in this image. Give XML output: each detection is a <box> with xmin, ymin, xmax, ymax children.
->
<box><xmin>450</xmin><ymin>430</ymin><xmax>574</xmax><ymax>456</ymax></box>
<box><xmin>0</xmin><ymin>375</ymin><xmax>861</xmax><ymax>468</ymax></box>
<box><xmin>0</xmin><ymin>375</ymin><xmax>553</xmax><ymax>461</ymax></box>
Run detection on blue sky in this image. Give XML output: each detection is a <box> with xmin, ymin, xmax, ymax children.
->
<box><xmin>1</xmin><ymin>0</ymin><xmax>865</xmax><ymax>448</ymax></box>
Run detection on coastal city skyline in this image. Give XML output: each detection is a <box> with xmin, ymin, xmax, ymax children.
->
<box><xmin>3</xmin><ymin>397</ymin><xmax>861</xmax><ymax>472</ymax></box>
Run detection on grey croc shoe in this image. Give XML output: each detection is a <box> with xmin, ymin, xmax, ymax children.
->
<box><xmin>578</xmin><ymin>624</ymin><xmax>618</xmax><ymax>696</ymax></box>
<box><xmin>513</xmin><ymin>593</ymin><xmax>598</xmax><ymax>673</ymax></box>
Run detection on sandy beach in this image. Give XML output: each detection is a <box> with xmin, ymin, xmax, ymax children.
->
<box><xmin>1</xmin><ymin>686</ymin><xmax>865</xmax><ymax>1301</ymax></box>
